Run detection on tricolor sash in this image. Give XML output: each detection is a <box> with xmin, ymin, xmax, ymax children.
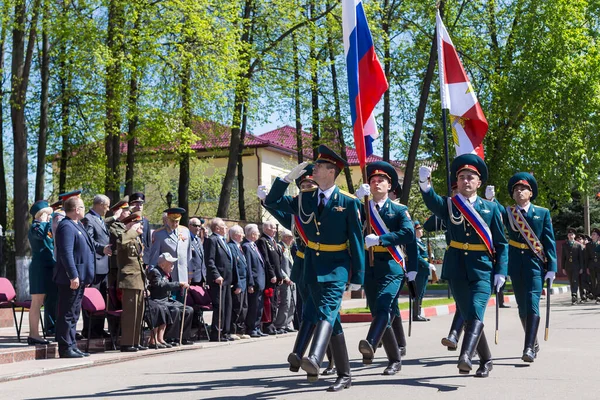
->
<box><xmin>507</xmin><ymin>205</ymin><xmax>546</xmax><ymax>263</ymax></box>
<box><xmin>450</xmin><ymin>194</ymin><xmax>494</xmax><ymax>255</ymax></box>
<box><xmin>368</xmin><ymin>200</ymin><xmax>406</xmax><ymax>271</ymax></box>
<box><xmin>292</xmin><ymin>215</ymin><xmax>308</xmax><ymax>246</ymax></box>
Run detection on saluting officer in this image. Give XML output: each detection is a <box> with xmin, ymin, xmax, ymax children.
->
<box><xmin>265</xmin><ymin>145</ymin><xmax>364</xmax><ymax>392</ymax></box>
<box><xmin>353</xmin><ymin>161</ymin><xmax>415</xmax><ymax>376</ymax></box>
<box><xmin>485</xmin><ymin>172</ymin><xmax>557</xmax><ymax>363</ymax></box>
<box><xmin>561</xmin><ymin>228</ymin><xmax>584</xmax><ymax>304</ymax></box>
<box><xmin>419</xmin><ymin>154</ymin><xmax>508</xmax><ymax>378</ymax></box>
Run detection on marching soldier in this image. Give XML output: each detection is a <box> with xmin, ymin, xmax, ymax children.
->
<box><xmin>586</xmin><ymin>228</ymin><xmax>600</xmax><ymax>303</ymax></box>
<box><xmin>561</xmin><ymin>228</ymin><xmax>584</xmax><ymax>304</ymax></box>
<box><xmin>419</xmin><ymin>154</ymin><xmax>508</xmax><ymax>378</ymax></box>
<box><xmin>485</xmin><ymin>172</ymin><xmax>557</xmax><ymax>363</ymax></box>
<box><xmin>413</xmin><ymin>221</ymin><xmax>434</xmax><ymax>322</ymax></box>
<box><xmin>116</xmin><ymin>211</ymin><xmax>148</xmax><ymax>352</ymax></box>
<box><xmin>264</xmin><ymin>145</ymin><xmax>364</xmax><ymax>392</ymax></box>
<box><xmin>354</xmin><ymin>161</ymin><xmax>415</xmax><ymax>375</ymax></box>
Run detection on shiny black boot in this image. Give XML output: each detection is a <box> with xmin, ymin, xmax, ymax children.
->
<box><xmin>301</xmin><ymin>320</ymin><xmax>332</xmax><ymax>382</ymax></box>
<box><xmin>358</xmin><ymin>314</ymin><xmax>387</xmax><ymax>364</ymax></box>
<box><xmin>327</xmin><ymin>333</ymin><xmax>351</xmax><ymax>392</ymax></box>
<box><xmin>474</xmin><ymin>331</ymin><xmax>493</xmax><ymax>377</ymax></box>
<box><xmin>441</xmin><ymin>312</ymin><xmax>464</xmax><ymax>351</ymax></box>
<box><xmin>288</xmin><ymin>322</ymin><xmax>315</xmax><ymax>372</ymax></box>
<box><xmin>391</xmin><ymin>315</ymin><xmax>407</xmax><ymax>356</ymax></box>
<box><xmin>413</xmin><ymin>300</ymin><xmax>429</xmax><ymax>321</ymax></box>
<box><xmin>322</xmin><ymin>344</ymin><xmax>336</xmax><ymax>375</ymax></box>
<box><xmin>381</xmin><ymin>327</ymin><xmax>402</xmax><ymax>375</ymax></box>
<box><xmin>522</xmin><ymin>314</ymin><xmax>540</xmax><ymax>363</ymax></box>
<box><xmin>457</xmin><ymin>320</ymin><xmax>483</xmax><ymax>374</ymax></box>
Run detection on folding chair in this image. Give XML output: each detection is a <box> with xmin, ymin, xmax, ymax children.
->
<box><xmin>0</xmin><ymin>277</ymin><xmax>45</xmax><ymax>342</ymax></box>
<box><xmin>81</xmin><ymin>287</ymin><xmax>122</xmax><ymax>352</ymax></box>
<box><xmin>188</xmin><ymin>285</ymin><xmax>212</xmax><ymax>341</ymax></box>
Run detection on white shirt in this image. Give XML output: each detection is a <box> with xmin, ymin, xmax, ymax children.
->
<box><xmin>517</xmin><ymin>203</ymin><xmax>531</xmax><ymax>213</ymax></box>
<box><xmin>318</xmin><ymin>185</ymin><xmax>336</xmax><ymax>206</ymax></box>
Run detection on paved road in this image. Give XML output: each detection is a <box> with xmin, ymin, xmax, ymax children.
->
<box><xmin>1</xmin><ymin>294</ymin><xmax>598</xmax><ymax>400</ymax></box>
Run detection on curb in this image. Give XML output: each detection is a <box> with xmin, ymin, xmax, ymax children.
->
<box><xmin>542</xmin><ymin>285</ymin><xmax>571</xmax><ymax>296</ymax></box>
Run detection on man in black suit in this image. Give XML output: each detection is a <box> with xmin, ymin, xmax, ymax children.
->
<box><xmin>81</xmin><ymin>194</ymin><xmax>112</xmax><ymax>338</ymax></box>
<box><xmin>188</xmin><ymin>217</ymin><xmax>207</xmax><ymax>286</ymax></box>
<box><xmin>228</xmin><ymin>225</ymin><xmax>251</xmax><ymax>339</ymax></box>
<box><xmin>256</xmin><ymin>221</ymin><xmax>284</xmax><ymax>335</ymax></box>
<box><xmin>130</xmin><ymin>192</ymin><xmax>152</xmax><ymax>265</ymax></box>
<box><xmin>53</xmin><ymin>194</ymin><xmax>96</xmax><ymax>358</ymax></box>
<box><xmin>204</xmin><ymin>218</ymin><xmax>234</xmax><ymax>342</ymax></box>
<box><xmin>243</xmin><ymin>224</ymin><xmax>267</xmax><ymax>338</ymax></box>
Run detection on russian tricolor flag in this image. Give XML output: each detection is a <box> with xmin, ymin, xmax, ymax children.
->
<box><xmin>342</xmin><ymin>0</ymin><xmax>388</xmax><ymax>169</ymax></box>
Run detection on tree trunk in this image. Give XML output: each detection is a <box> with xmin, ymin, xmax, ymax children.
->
<box><xmin>292</xmin><ymin>33</ymin><xmax>303</xmax><ymax>163</ymax></box>
<box><xmin>125</xmin><ymin>72</ymin><xmax>138</xmax><ymax>196</ymax></box>
<box><xmin>178</xmin><ymin>55</ymin><xmax>192</xmax><ymax>225</ymax></box>
<box><xmin>0</xmin><ymin>3</ymin><xmax>8</xmax><ymax>230</ymax></box>
<box><xmin>381</xmin><ymin>0</ymin><xmax>391</xmax><ymax>162</ymax></box>
<box><xmin>35</xmin><ymin>0</ymin><xmax>49</xmax><ymax>201</ymax></box>
<box><xmin>237</xmin><ymin>104</ymin><xmax>248</xmax><ymax>220</ymax></box>
<box><xmin>309</xmin><ymin>1</ymin><xmax>320</xmax><ymax>159</ymax></box>
<box><xmin>58</xmin><ymin>65</ymin><xmax>71</xmax><ymax>194</ymax></box>
<box><xmin>400</xmin><ymin>30</ymin><xmax>438</xmax><ymax>206</ymax></box>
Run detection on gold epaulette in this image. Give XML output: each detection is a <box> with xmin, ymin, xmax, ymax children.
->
<box><xmin>391</xmin><ymin>199</ymin><xmax>406</xmax><ymax>206</ymax></box>
<box><xmin>338</xmin><ymin>189</ymin><xmax>357</xmax><ymax>199</ymax></box>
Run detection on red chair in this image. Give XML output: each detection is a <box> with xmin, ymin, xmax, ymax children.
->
<box><xmin>82</xmin><ymin>287</ymin><xmax>122</xmax><ymax>352</ymax></box>
<box><xmin>188</xmin><ymin>285</ymin><xmax>212</xmax><ymax>340</ymax></box>
<box><xmin>0</xmin><ymin>277</ymin><xmax>45</xmax><ymax>342</ymax></box>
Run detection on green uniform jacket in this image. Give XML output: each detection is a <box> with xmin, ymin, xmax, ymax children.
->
<box><xmin>28</xmin><ymin>221</ymin><xmax>55</xmax><ymax>268</ymax></box>
<box><xmin>265</xmin><ymin>178</ymin><xmax>365</xmax><ymax>285</ymax></box>
<box><xmin>586</xmin><ymin>242</ymin><xmax>600</xmax><ymax>270</ymax></box>
<box><xmin>117</xmin><ymin>228</ymin><xmax>146</xmax><ymax>291</ymax></box>
<box><xmin>421</xmin><ymin>187</ymin><xmax>508</xmax><ymax>280</ymax></box>
<box><xmin>496</xmin><ymin>201</ymin><xmax>557</xmax><ymax>273</ymax></box>
<box><xmin>561</xmin><ymin>241</ymin><xmax>584</xmax><ymax>271</ymax></box>
<box><xmin>416</xmin><ymin>239</ymin><xmax>429</xmax><ymax>271</ymax></box>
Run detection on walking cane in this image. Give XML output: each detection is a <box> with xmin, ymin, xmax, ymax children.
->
<box><xmin>218</xmin><ymin>282</ymin><xmax>223</xmax><ymax>342</ymax></box>
<box><xmin>179</xmin><ymin>287</ymin><xmax>188</xmax><ymax>346</ymax></box>
<box><xmin>545</xmin><ymin>278</ymin><xmax>551</xmax><ymax>341</ymax></box>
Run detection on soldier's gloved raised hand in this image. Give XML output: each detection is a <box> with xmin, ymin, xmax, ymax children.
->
<box><xmin>418</xmin><ymin>166</ymin><xmax>432</xmax><ymax>192</ymax></box>
<box><xmin>494</xmin><ymin>274</ymin><xmax>506</xmax><ymax>292</ymax></box>
<box><xmin>544</xmin><ymin>271</ymin><xmax>556</xmax><ymax>287</ymax></box>
<box><xmin>429</xmin><ymin>263</ymin><xmax>436</xmax><ymax>272</ymax></box>
<box><xmin>364</xmin><ymin>234</ymin><xmax>379</xmax><ymax>248</ymax></box>
<box><xmin>257</xmin><ymin>185</ymin><xmax>268</xmax><ymax>201</ymax></box>
<box><xmin>485</xmin><ymin>185</ymin><xmax>495</xmax><ymax>200</ymax></box>
<box><xmin>406</xmin><ymin>271</ymin><xmax>418</xmax><ymax>282</ymax></box>
<box><xmin>355</xmin><ymin>183</ymin><xmax>370</xmax><ymax>198</ymax></box>
<box><xmin>283</xmin><ymin>161</ymin><xmax>309</xmax><ymax>183</ymax></box>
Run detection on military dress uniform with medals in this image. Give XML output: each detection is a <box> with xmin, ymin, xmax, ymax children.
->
<box><xmin>561</xmin><ymin>229</ymin><xmax>584</xmax><ymax>303</ymax></box>
<box><xmin>107</xmin><ymin>197</ymin><xmax>130</xmax><ymax>311</ymax></box>
<box><xmin>420</xmin><ymin>154</ymin><xmax>508</xmax><ymax>377</ymax></box>
<box><xmin>265</xmin><ymin>145</ymin><xmax>364</xmax><ymax>387</ymax></box>
<box><xmin>494</xmin><ymin>172</ymin><xmax>557</xmax><ymax>362</ymax></box>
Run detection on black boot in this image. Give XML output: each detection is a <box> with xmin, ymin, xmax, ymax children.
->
<box><xmin>358</xmin><ymin>314</ymin><xmax>388</xmax><ymax>364</ymax></box>
<box><xmin>391</xmin><ymin>315</ymin><xmax>407</xmax><ymax>356</ymax></box>
<box><xmin>288</xmin><ymin>322</ymin><xmax>315</xmax><ymax>372</ymax></box>
<box><xmin>522</xmin><ymin>314</ymin><xmax>540</xmax><ymax>363</ymax></box>
<box><xmin>301</xmin><ymin>320</ymin><xmax>332</xmax><ymax>382</ymax></box>
<box><xmin>441</xmin><ymin>312</ymin><xmax>464</xmax><ymax>351</ymax></box>
<box><xmin>322</xmin><ymin>344</ymin><xmax>336</xmax><ymax>375</ymax></box>
<box><xmin>475</xmin><ymin>331</ymin><xmax>493</xmax><ymax>377</ymax></box>
<box><xmin>571</xmin><ymin>294</ymin><xmax>578</xmax><ymax>304</ymax></box>
<box><xmin>413</xmin><ymin>300</ymin><xmax>429</xmax><ymax>322</ymax></box>
<box><xmin>327</xmin><ymin>333</ymin><xmax>351</xmax><ymax>392</ymax></box>
<box><xmin>381</xmin><ymin>327</ymin><xmax>402</xmax><ymax>375</ymax></box>
<box><xmin>457</xmin><ymin>320</ymin><xmax>484</xmax><ymax>374</ymax></box>
<box><xmin>520</xmin><ymin>315</ymin><xmax>540</xmax><ymax>359</ymax></box>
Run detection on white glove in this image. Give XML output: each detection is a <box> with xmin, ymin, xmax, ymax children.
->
<box><xmin>418</xmin><ymin>166</ymin><xmax>432</xmax><ymax>192</ymax></box>
<box><xmin>494</xmin><ymin>274</ymin><xmax>506</xmax><ymax>293</ymax></box>
<box><xmin>284</xmin><ymin>161</ymin><xmax>309</xmax><ymax>183</ymax></box>
<box><xmin>365</xmin><ymin>234</ymin><xmax>380</xmax><ymax>248</ymax></box>
<box><xmin>348</xmin><ymin>283</ymin><xmax>362</xmax><ymax>291</ymax></box>
<box><xmin>406</xmin><ymin>271</ymin><xmax>418</xmax><ymax>281</ymax></box>
<box><xmin>257</xmin><ymin>185</ymin><xmax>268</xmax><ymax>201</ymax></box>
<box><xmin>485</xmin><ymin>185</ymin><xmax>495</xmax><ymax>200</ymax></box>
<box><xmin>355</xmin><ymin>183</ymin><xmax>371</xmax><ymax>198</ymax></box>
<box><xmin>544</xmin><ymin>271</ymin><xmax>556</xmax><ymax>286</ymax></box>
<box><xmin>429</xmin><ymin>263</ymin><xmax>436</xmax><ymax>272</ymax></box>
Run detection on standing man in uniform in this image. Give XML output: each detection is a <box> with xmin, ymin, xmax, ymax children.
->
<box><xmin>413</xmin><ymin>221</ymin><xmax>435</xmax><ymax>322</ymax></box>
<box><xmin>188</xmin><ymin>217</ymin><xmax>207</xmax><ymax>287</ymax></box>
<box><xmin>354</xmin><ymin>161</ymin><xmax>415</xmax><ymax>376</ymax></box>
<box><xmin>419</xmin><ymin>154</ymin><xmax>508</xmax><ymax>378</ymax></box>
<box><xmin>586</xmin><ymin>228</ymin><xmax>600</xmax><ymax>304</ymax></box>
<box><xmin>106</xmin><ymin>197</ymin><xmax>130</xmax><ymax>313</ymax></box>
<box><xmin>265</xmin><ymin>145</ymin><xmax>364</xmax><ymax>392</ymax></box>
<box><xmin>561</xmin><ymin>228</ymin><xmax>584</xmax><ymax>304</ymax></box>
<box><xmin>130</xmin><ymin>192</ymin><xmax>152</xmax><ymax>266</ymax></box>
<box><xmin>485</xmin><ymin>173</ymin><xmax>557</xmax><ymax>362</ymax></box>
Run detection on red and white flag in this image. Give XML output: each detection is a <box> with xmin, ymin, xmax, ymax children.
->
<box><xmin>436</xmin><ymin>11</ymin><xmax>488</xmax><ymax>158</ymax></box>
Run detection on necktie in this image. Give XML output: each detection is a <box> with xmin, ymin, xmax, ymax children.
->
<box><xmin>520</xmin><ymin>208</ymin><xmax>526</xmax><ymax>214</ymax></box>
<box><xmin>376</xmin><ymin>204</ymin><xmax>380</xmax><ymax>211</ymax></box>
<box><xmin>318</xmin><ymin>193</ymin><xmax>325</xmax><ymax>215</ymax></box>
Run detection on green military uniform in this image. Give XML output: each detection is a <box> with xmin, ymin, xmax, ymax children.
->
<box><xmin>265</xmin><ymin>145</ymin><xmax>364</xmax><ymax>389</ymax></box>
<box><xmin>561</xmin><ymin>231</ymin><xmax>584</xmax><ymax>302</ymax></box>
<box><xmin>413</xmin><ymin>222</ymin><xmax>431</xmax><ymax>321</ymax></box>
<box><xmin>495</xmin><ymin>172</ymin><xmax>557</xmax><ymax>362</ymax></box>
<box><xmin>116</xmin><ymin>212</ymin><xmax>146</xmax><ymax>350</ymax></box>
<box><xmin>420</xmin><ymin>154</ymin><xmax>508</xmax><ymax>377</ymax></box>
<box><xmin>585</xmin><ymin>230</ymin><xmax>600</xmax><ymax>302</ymax></box>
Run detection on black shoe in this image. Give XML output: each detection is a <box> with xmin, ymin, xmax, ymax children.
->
<box><xmin>60</xmin><ymin>348</ymin><xmax>84</xmax><ymax>358</ymax></box>
<box><xmin>120</xmin><ymin>346</ymin><xmax>139</xmax><ymax>352</ymax></box>
<box><xmin>521</xmin><ymin>314</ymin><xmax>540</xmax><ymax>363</ymax></box>
<box><xmin>27</xmin><ymin>337</ymin><xmax>50</xmax><ymax>346</ymax></box>
<box><xmin>276</xmin><ymin>329</ymin><xmax>287</xmax><ymax>334</ymax></box>
<box><xmin>182</xmin><ymin>339</ymin><xmax>194</xmax><ymax>345</ymax></box>
<box><xmin>381</xmin><ymin>327</ymin><xmax>402</xmax><ymax>375</ymax></box>
<box><xmin>322</xmin><ymin>365</ymin><xmax>337</xmax><ymax>375</ymax></box>
<box><xmin>499</xmin><ymin>304</ymin><xmax>511</xmax><ymax>308</ymax></box>
<box><xmin>285</xmin><ymin>328</ymin><xmax>297</xmax><ymax>333</ymax></box>
<box><xmin>250</xmin><ymin>331</ymin><xmax>261</xmax><ymax>338</ymax></box>
<box><xmin>160</xmin><ymin>342</ymin><xmax>172</xmax><ymax>348</ymax></box>
<box><xmin>136</xmin><ymin>345</ymin><xmax>149</xmax><ymax>351</ymax></box>
<box><xmin>413</xmin><ymin>315</ymin><xmax>430</xmax><ymax>322</ymax></box>
<box><xmin>474</xmin><ymin>330</ymin><xmax>492</xmax><ymax>377</ymax></box>
<box><xmin>475</xmin><ymin>360</ymin><xmax>493</xmax><ymax>377</ymax></box>
<box><xmin>76</xmin><ymin>333</ymin><xmax>84</xmax><ymax>340</ymax></box>
<box><xmin>358</xmin><ymin>315</ymin><xmax>388</xmax><ymax>364</ymax></box>
<box><xmin>383</xmin><ymin>361</ymin><xmax>402</xmax><ymax>375</ymax></box>
<box><xmin>73</xmin><ymin>348</ymin><xmax>90</xmax><ymax>357</ymax></box>
<box><xmin>258</xmin><ymin>330</ymin><xmax>269</xmax><ymax>337</ymax></box>
<box><xmin>400</xmin><ymin>347</ymin><xmax>406</xmax><ymax>357</ymax></box>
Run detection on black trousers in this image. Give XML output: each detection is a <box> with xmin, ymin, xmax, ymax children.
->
<box><xmin>56</xmin><ymin>284</ymin><xmax>85</xmax><ymax>353</ymax></box>
<box><xmin>246</xmin><ymin>290</ymin><xmax>263</xmax><ymax>333</ymax></box>
<box><xmin>82</xmin><ymin>273</ymin><xmax>107</xmax><ymax>336</ymax></box>
<box><xmin>209</xmin><ymin>284</ymin><xmax>232</xmax><ymax>338</ymax></box>
<box><xmin>164</xmin><ymin>301</ymin><xmax>193</xmax><ymax>341</ymax></box>
<box><xmin>231</xmin><ymin>289</ymin><xmax>248</xmax><ymax>334</ymax></box>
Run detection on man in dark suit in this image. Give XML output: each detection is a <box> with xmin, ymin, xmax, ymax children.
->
<box><xmin>130</xmin><ymin>192</ymin><xmax>152</xmax><ymax>265</ymax></box>
<box><xmin>228</xmin><ymin>225</ymin><xmax>251</xmax><ymax>339</ymax></box>
<box><xmin>53</xmin><ymin>194</ymin><xmax>96</xmax><ymax>358</ymax></box>
<box><xmin>204</xmin><ymin>217</ymin><xmax>234</xmax><ymax>341</ymax></box>
<box><xmin>243</xmin><ymin>224</ymin><xmax>267</xmax><ymax>338</ymax></box>
<box><xmin>81</xmin><ymin>194</ymin><xmax>112</xmax><ymax>338</ymax></box>
<box><xmin>188</xmin><ymin>217</ymin><xmax>207</xmax><ymax>286</ymax></box>
<box><xmin>256</xmin><ymin>221</ymin><xmax>284</xmax><ymax>335</ymax></box>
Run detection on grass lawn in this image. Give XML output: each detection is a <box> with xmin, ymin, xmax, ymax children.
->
<box><xmin>343</xmin><ymin>297</ymin><xmax>457</xmax><ymax>314</ymax></box>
